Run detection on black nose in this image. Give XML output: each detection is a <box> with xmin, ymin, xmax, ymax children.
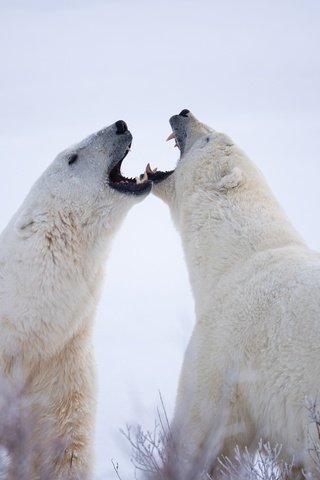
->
<box><xmin>179</xmin><ymin>109</ymin><xmax>190</xmax><ymax>117</ymax></box>
<box><xmin>115</xmin><ymin>120</ymin><xmax>128</xmax><ymax>134</ymax></box>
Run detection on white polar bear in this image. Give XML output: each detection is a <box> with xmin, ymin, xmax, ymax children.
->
<box><xmin>0</xmin><ymin>120</ymin><xmax>151</xmax><ymax>479</ymax></box>
<box><xmin>149</xmin><ymin>110</ymin><xmax>320</xmax><ymax>477</ymax></box>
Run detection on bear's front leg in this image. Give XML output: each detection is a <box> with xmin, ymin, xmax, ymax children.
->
<box><xmin>167</xmin><ymin>326</ymin><xmax>254</xmax><ymax>479</ymax></box>
<box><xmin>52</xmin><ymin>346</ymin><xmax>96</xmax><ymax>480</ymax></box>
<box><xmin>27</xmin><ymin>338</ymin><xmax>97</xmax><ymax>480</ymax></box>
<box><xmin>51</xmin><ymin>387</ymin><xmax>96</xmax><ymax>480</ymax></box>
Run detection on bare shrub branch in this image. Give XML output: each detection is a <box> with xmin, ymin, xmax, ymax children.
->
<box><xmin>121</xmin><ymin>393</ymin><xmax>222</xmax><ymax>480</ymax></box>
<box><xmin>305</xmin><ymin>396</ymin><xmax>320</xmax><ymax>475</ymax></box>
<box><xmin>112</xmin><ymin>458</ymin><xmax>124</xmax><ymax>480</ymax></box>
<box><xmin>120</xmin><ymin>392</ymin><xmax>181</xmax><ymax>480</ymax></box>
<box><xmin>122</xmin><ymin>394</ymin><xmax>302</xmax><ymax>480</ymax></box>
<box><xmin>217</xmin><ymin>440</ymin><xmax>294</xmax><ymax>480</ymax></box>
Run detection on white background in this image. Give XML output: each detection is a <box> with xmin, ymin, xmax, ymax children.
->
<box><xmin>0</xmin><ymin>1</ymin><xmax>320</xmax><ymax>478</ymax></box>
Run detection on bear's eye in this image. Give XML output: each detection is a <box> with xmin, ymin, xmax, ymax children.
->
<box><xmin>68</xmin><ymin>153</ymin><xmax>78</xmax><ymax>165</ymax></box>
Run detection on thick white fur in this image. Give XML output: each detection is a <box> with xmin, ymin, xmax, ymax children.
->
<box><xmin>153</xmin><ymin>114</ymin><xmax>320</xmax><ymax>476</ymax></box>
<box><xmin>0</xmin><ymin>125</ymin><xmax>146</xmax><ymax>479</ymax></box>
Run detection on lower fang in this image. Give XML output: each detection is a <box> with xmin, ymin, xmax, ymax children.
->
<box><xmin>135</xmin><ymin>171</ymin><xmax>148</xmax><ymax>184</ymax></box>
<box><xmin>146</xmin><ymin>163</ymin><xmax>157</xmax><ymax>174</ymax></box>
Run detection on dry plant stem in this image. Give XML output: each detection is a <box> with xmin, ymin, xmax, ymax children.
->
<box><xmin>112</xmin><ymin>459</ymin><xmax>124</xmax><ymax>480</ymax></box>
<box><xmin>122</xmin><ymin>394</ymin><xmax>313</xmax><ymax>480</ymax></box>
<box><xmin>217</xmin><ymin>441</ymin><xmax>294</xmax><ymax>480</ymax></box>
<box><xmin>305</xmin><ymin>397</ymin><xmax>320</xmax><ymax>475</ymax></box>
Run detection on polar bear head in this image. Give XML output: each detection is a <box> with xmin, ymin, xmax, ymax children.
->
<box><xmin>0</xmin><ymin>121</ymin><xmax>152</xmax><ymax>359</ymax></box>
<box><xmin>149</xmin><ymin>109</ymin><xmax>246</xmax><ymax>219</ymax></box>
<box><xmin>148</xmin><ymin>110</ymin><xmax>302</xmax><ymax>280</ymax></box>
<box><xmin>14</xmin><ymin>120</ymin><xmax>151</xmax><ymax>243</ymax></box>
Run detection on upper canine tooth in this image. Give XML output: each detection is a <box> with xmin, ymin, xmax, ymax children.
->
<box><xmin>166</xmin><ymin>132</ymin><xmax>176</xmax><ymax>142</ymax></box>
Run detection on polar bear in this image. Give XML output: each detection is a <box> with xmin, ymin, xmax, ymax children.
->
<box><xmin>0</xmin><ymin>121</ymin><xmax>151</xmax><ymax>479</ymax></box>
<box><xmin>148</xmin><ymin>110</ymin><xmax>320</xmax><ymax>477</ymax></box>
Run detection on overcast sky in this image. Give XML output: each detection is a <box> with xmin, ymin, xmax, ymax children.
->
<box><xmin>1</xmin><ymin>1</ymin><xmax>320</xmax><ymax>478</ymax></box>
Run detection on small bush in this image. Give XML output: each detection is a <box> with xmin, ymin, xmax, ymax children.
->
<box><xmin>119</xmin><ymin>395</ymin><xmax>320</xmax><ymax>480</ymax></box>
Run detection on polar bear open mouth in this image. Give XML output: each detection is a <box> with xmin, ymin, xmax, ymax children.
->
<box><xmin>108</xmin><ymin>144</ymin><xmax>152</xmax><ymax>195</ymax></box>
<box><xmin>146</xmin><ymin>109</ymin><xmax>191</xmax><ymax>184</ymax></box>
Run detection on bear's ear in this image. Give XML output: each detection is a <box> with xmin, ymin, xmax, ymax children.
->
<box><xmin>216</xmin><ymin>167</ymin><xmax>244</xmax><ymax>191</ymax></box>
<box><xmin>15</xmin><ymin>212</ymin><xmax>36</xmax><ymax>239</ymax></box>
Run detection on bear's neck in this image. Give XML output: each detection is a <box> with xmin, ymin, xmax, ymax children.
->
<box><xmin>0</xmin><ymin>212</ymin><xmax>115</xmax><ymax>362</ymax></box>
<box><xmin>174</xmin><ymin>189</ymin><xmax>305</xmax><ymax>304</ymax></box>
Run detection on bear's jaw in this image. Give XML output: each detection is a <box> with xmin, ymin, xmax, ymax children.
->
<box><xmin>146</xmin><ymin>109</ymin><xmax>203</xmax><ymax>186</ymax></box>
<box><xmin>145</xmin><ymin>167</ymin><xmax>174</xmax><ymax>184</ymax></box>
<box><xmin>108</xmin><ymin>142</ymin><xmax>152</xmax><ymax>196</ymax></box>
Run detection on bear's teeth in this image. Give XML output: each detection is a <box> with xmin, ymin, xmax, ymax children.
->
<box><xmin>135</xmin><ymin>175</ymin><xmax>143</xmax><ymax>184</ymax></box>
<box><xmin>166</xmin><ymin>132</ymin><xmax>176</xmax><ymax>142</ymax></box>
<box><xmin>146</xmin><ymin>163</ymin><xmax>157</xmax><ymax>174</ymax></box>
<box><xmin>136</xmin><ymin>165</ymin><xmax>158</xmax><ymax>183</ymax></box>
<box><xmin>135</xmin><ymin>171</ymin><xmax>148</xmax><ymax>184</ymax></box>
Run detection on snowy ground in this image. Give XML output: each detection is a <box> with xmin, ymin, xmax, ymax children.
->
<box><xmin>1</xmin><ymin>1</ymin><xmax>320</xmax><ymax>478</ymax></box>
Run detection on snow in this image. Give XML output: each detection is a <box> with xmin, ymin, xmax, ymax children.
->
<box><xmin>0</xmin><ymin>1</ymin><xmax>320</xmax><ymax>477</ymax></box>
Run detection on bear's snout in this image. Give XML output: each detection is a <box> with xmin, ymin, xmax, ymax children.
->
<box><xmin>179</xmin><ymin>109</ymin><xmax>190</xmax><ymax>117</ymax></box>
<box><xmin>115</xmin><ymin>120</ymin><xmax>128</xmax><ymax>135</ymax></box>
